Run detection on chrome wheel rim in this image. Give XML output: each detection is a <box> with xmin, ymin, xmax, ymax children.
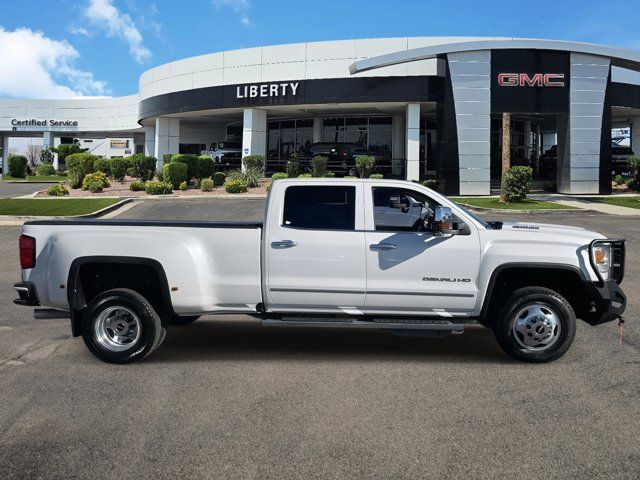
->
<box><xmin>94</xmin><ymin>306</ymin><xmax>141</xmax><ymax>352</ymax></box>
<box><xmin>512</xmin><ymin>302</ymin><xmax>561</xmax><ymax>351</ymax></box>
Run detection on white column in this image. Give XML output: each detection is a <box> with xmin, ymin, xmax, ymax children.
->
<box><xmin>1</xmin><ymin>137</ymin><xmax>9</xmax><ymax>176</ymax></box>
<box><xmin>392</xmin><ymin>115</ymin><xmax>405</xmax><ymax>175</ymax></box>
<box><xmin>631</xmin><ymin>118</ymin><xmax>640</xmax><ymax>158</ymax></box>
<box><xmin>242</xmin><ymin>108</ymin><xmax>267</xmax><ymax>170</ymax></box>
<box><xmin>43</xmin><ymin>132</ymin><xmax>56</xmax><ymax>169</ymax></box>
<box><xmin>154</xmin><ymin>118</ymin><xmax>180</xmax><ymax>170</ymax></box>
<box><xmin>312</xmin><ymin>118</ymin><xmax>323</xmax><ymax>144</ymax></box>
<box><xmin>405</xmin><ymin>103</ymin><xmax>420</xmax><ymax>181</ymax></box>
<box><xmin>144</xmin><ymin>125</ymin><xmax>155</xmax><ymax>157</ymax></box>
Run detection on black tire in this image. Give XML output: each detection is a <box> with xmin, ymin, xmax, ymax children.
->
<box><xmin>82</xmin><ymin>288</ymin><xmax>166</xmax><ymax>364</ymax></box>
<box><xmin>493</xmin><ymin>286</ymin><xmax>576</xmax><ymax>363</ymax></box>
<box><xmin>170</xmin><ymin>315</ymin><xmax>200</xmax><ymax>326</ymax></box>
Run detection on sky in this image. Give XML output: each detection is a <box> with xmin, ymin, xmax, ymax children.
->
<box><xmin>1</xmin><ymin>0</ymin><xmax>640</xmax><ymax>99</ymax></box>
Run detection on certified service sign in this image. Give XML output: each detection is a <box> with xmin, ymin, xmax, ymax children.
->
<box><xmin>11</xmin><ymin>119</ymin><xmax>79</xmax><ymax>127</ymax></box>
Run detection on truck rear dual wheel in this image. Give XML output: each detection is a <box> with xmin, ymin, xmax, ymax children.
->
<box><xmin>82</xmin><ymin>288</ymin><xmax>166</xmax><ymax>364</ymax></box>
<box><xmin>493</xmin><ymin>286</ymin><xmax>576</xmax><ymax>363</ymax></box>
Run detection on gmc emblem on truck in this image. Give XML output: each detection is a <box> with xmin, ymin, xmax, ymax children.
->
<box><xmin>498</xmin><ymin>73</ymin><xmax>565</xmax><ymax>87</ymax></box>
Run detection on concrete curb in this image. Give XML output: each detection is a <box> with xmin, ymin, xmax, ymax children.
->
<box><xmin>455</xmin><ymin>202</ymin><xmax>596</xmax><ymax>215</ymax></box>
<box><xmin>0</xmin><ymin>198</ymin><xmax>133</xmax><ymax>225</ymax></box>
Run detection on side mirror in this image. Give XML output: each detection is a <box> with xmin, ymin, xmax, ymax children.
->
<box><xmin>434</xmin><ymin>206</ymin><xmax>452</xmax><ymax>222</ymax></box>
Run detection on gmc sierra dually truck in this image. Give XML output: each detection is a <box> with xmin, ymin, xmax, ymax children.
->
<box><xmin>14</xmin><ymin>179</ymin><xmax>626</xmax><ymax>364</ymax></box>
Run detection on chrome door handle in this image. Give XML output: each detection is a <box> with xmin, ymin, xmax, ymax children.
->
<box><xmin>370</xmin><ymin>243</ymin><xmax>397</xmax><ymax>251</ymax></box>
<box><xmin>271</xmin><ymin>240</ymin><xmax>297</xmax><ymax>249</ymax></box>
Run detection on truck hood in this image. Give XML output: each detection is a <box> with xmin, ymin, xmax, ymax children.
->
<box><xmin>498</xmin><ymin>221</ymin><xmax>605</xmax><ymax>242</ymax></box>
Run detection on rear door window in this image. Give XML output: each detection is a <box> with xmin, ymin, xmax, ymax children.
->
<box><xmin>283</xmin><ymin>186</ymin><xmax>356</xmax><ymax>230</ymax></box>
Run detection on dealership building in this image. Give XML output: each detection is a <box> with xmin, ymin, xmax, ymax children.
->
<box><xmin>2</xmin><ymin>36</ymin><xmax>640</xmax><ymax>195</ymax></box>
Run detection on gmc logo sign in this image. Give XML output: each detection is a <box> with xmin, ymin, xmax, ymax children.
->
<box><xmin>498</xmin><ymin>73</ymin><xmax>565</xmax><ymax>87</ymax></box>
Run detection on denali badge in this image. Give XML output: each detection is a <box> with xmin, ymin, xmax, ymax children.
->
<box><xmin>498</xmin><ymin>73</ymin><xmax>565</xmax><ymax>87</ymax></box>
<box><xmin>512</xmin><ymin>224</ymin><xmax>540</xmax><ymax>230</ymax></box>
<box><xmin>423</xmin><ymin>277</ymin><xmax>471</xmax><ymax>283</ymax></box>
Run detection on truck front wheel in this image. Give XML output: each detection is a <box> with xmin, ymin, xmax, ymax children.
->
<box><xmin>82</xmin><ymin>288</ymin><xmax>166</xmax><ymax>364</ymax></box>
<box><xmin>493</xmin><ymin>286</ymin><xmax>576</xmax><ymax>363</ymax></box>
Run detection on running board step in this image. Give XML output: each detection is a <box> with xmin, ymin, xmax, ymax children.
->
<box><xmin>262</xmin><ymin>317</ymin><xmax>464</xmax><ymax>332</ymax></box>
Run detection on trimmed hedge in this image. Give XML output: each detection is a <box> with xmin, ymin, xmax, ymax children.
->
<box><xmin>162</xmin><ymin>161</ymin><xmax>188</xmax><ymax>189</ymax></box>
<box><xmin>170</xmin><ymin>154</ymin><xmax>199</xmax><ymax>180</ymax></box>
<box><xmin>298</xmin><ymin>173</ymin><xmax>313</xmax><ymax>178</ymax></box>
<box><xmin>145</xmin><ymin>181</ymin><xmax>173</xmax><ymax>195</ymax></box>
<box><xmin>225</xmin><ymin>179</ymin><xmax>248</xmax><ymax>193</ymax></box>
<box><xmin>201</xmin><ymin>178</ymin><xmax>214</xmax><ymax>192</ymax></box>
<box><xmin>38</xmin><ymin>163</ymin><xmax>56</xmax><ymax>176</ymax></box>
<box><xmin>47</xmin><ymin>184</ymin><xmax>68</xmax><ymax>196</ymax></box>
<box><xmin>369</xmin><ymin>173</ymin><xmax>384</xmax><ymax>179</ymax></box>
<box><xmin>310</xmin><ymin>155</ymin><xmax>328</xmax><ymax>177</ymax></box>
<box><xmin>129</xmin><ymin>154</ymin><xmax>156</xmax><ymax>181</ymax></box>
<box><xmin>198</xmin><ymin>155</ymin><xmax>215</xmax><ymax>179</ymax></box>
<box><xmin>271</xmin><ymin>172</ymin><xmax>288</xmax><ymax>181</ymax></box>
<box><xmin>213</xmin><ymin>171</ymin><xmax>226</xmax><ymax>186</ymax></box>
<box><xmin>422</xmin><ymin>179</ymin><xmax>437</xmax><ymax>189</ymax></box>
<box><xmin>502</xmin><ymin>166</ymin><xmax>533</xmax><ymax>202</ymax></box>
<box><xmin>130</xmin><ymin>181</ymin><xmax>146</xmax><ymax>191</ymax></box>
<box><xmin>8</xmin><ymin>155</ymin><xmax>28</xmax><ymax>178</ymax></box>
<box><xmin>110</xmin><ymin>157</ymin><xmax>129</xmax><ymax>182</ymax></box>
<box><xmin>66</xmin><ymin>153</ymin><xmax>97</xmax><ymax>188</ymax></box>
<box><xmin>82</xmin><ymin>172</ymin><xmax>110</xmax><ymax>191</ymax></box>
<box><xmin>94</xmin><ymin>158</ymin><xmax>111</xmax><ymax>176</ymax></box>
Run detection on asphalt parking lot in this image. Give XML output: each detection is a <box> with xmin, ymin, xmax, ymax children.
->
<box><xmin>1</xmin><ymin>199</ymin><xmax>639</xmax><ymax>479</ymax></box>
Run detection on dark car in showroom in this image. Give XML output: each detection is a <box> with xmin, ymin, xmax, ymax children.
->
<box><xmin>300</xmin><ymin>142</ymin><xmax>389</xmax><ymax>176</ymax></box>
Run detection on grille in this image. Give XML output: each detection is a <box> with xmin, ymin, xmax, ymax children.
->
<box><xmin>611</xmin><ymin>240</ymin><xmax>626</xmax><ymax>283</ymax></box>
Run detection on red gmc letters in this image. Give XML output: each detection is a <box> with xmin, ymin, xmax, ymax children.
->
<box><xmin>498</xmin><ymin>73</ymin><xmax>565</xmax><ymax>87</ymax></box>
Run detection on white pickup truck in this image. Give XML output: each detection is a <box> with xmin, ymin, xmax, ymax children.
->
<box><xmin>14</xmin><ymin>179</ymin><xmax>626</xmax><ymax>364</ymax></box>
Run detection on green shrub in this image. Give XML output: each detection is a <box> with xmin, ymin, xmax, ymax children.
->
<box><xmin>110</xmin><ymin>157</ymin><xmax>129</xmax><ymax>182</ymax></box>
<box><xmin>369</xmin><ymin>173</ymin><xmax>384</xmax><ymax>179</ymax></box>
<box><xmin>310</xmin><ymin>155</ymin><xmax>328</xmax><ymax>177</ymax></box>
<box><xmin>170</xmin><ymin>154</ymin><xmax>199</xmax><ymax>180</ymax></box>
<box><xmin>286</xmin><ymin>154</ymin><xmax>301</xmax><ymax>178</ymax></box>
<box><xmin>271</xmin><ymin>172</ymin><xmax>288</xmax><ymax>181</ymax></box>
<box><xmin>162</xmin><ymin>161</ymin><xmax>188</xmax><ymax>189</ymax></box>
<box><xmin>298</xmin><ymin>173</ymin><xmax>313</xmax><ymax>178</ymax></box>
<box><xmin>38</xmin><ymin>163</ymin><xmax>56</xmax><ymax>176</ymax></box>
<box><xmin>626</xmin><ymin>178</ymin><xmax>639</xmax><ymax>191</ymax></box>
<box><xmin>198</xmin><ymin>155</ymin><xmax>215</xmax><ymax>179</ymax></box>
<box><xmin>225</xmin><ymin>179</ymin><xmax>248</xmax><ymax>193</ymax></box>
<box><xmin>162</xmin><ymin>153</ymin><xmax>173</xmax><ymax>164</ymax></box>
<box><xmin>145</xmin><ymin>181</ymin><xmax>173</xmax><ymax>195</ymax></box>
<box><xmin>324</xmin><ymin>171</ymin><xmax>335</xmax><ymax>178</ymax></box>
<box><xmin>7</xmin><ymin>155</ymin><xmax>28</xmax><ymax>178</ymax></box>
<box><xmin>129</xmin><ymin>154</ymin><xmax>156</xmax><ymax>181</ymax></box>
<box><xmin>93</xmin><ymin>158</ymin><xmax>111</xmax><ymax>176</ymax></box>
<box><xmin>201</xmin><ymin>178</ymin><xmax>214</xmax><ymax>192</ymax></box>
<box><xmin>627</xmin><ymin>156</ymin><xmax>640</xmax><ymax>179</ymax></box>
<box><xmin>39</xmin><ymin>148</ymin><xmax>55</xmax><ymax>165</ymax></box>
<box><xmin>242</xmin><ymin>155</ymin><xmax>265</xmax><ymax>175</ymax></box>
<box><xmin>82</xmin><ymin>171</ymin><xmax>110</xmax><ymax>191</ymax></box>
<box><xmin>130</xmin><ymin>181</ymin><xmax>146</xmax><ymax>191</ymax></box>
<box><xmin>47</xmin><ymin>184</ymin><xmax>68</xmax><ymax>196</ymax></box>
<box><xmin>355</xmin><ymin>155</ymin><xmax>376</xmax><ymax>178</ymax></box>
<box><xmin>66</xmin><ymin>153</ymin><xmax>96</xmax><ymax>188</ymax></box>
<box><xmin>613</xmin><ymin>174</ymin><xmax>624</xmax><ymax>185</ymax></box>
<box><xmin>52</xmin><ymin>144</ymin><xmax>88</xmax><ymax>166</ymax></box>
<box><xmin>502</xmin><ymin>166</ymin><xmax>533</xmax><ymax>202</ymax></box>
<box><xmin>543</xmin><ymin>181</ymin><xmax>557</xmax><ymax>192</ymax></box>
<box><xmin>422</xmin><ymin>179</ymin><xmax>437</xmax><ymax>189</ymax></box>
<box><xmin>87</xmin><ymin>180</ymin><xmax>104</xmax><ymax>193</ymax></box>
<box><xmin>179</xmin><ymin>180</ymin><xmax>188</xmax><ymax>191</ymax></box>
<box><xmin>213</xmin><ymin>171</ymin><xmax>226</xmax><ymax>186</ymax></box>
<box><xmin>227</xmin><ymin>168</ymin><xmax>261</xmax><ymax>188</ymax></box>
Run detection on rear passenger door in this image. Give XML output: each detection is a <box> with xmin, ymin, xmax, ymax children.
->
<box><xmin>264</xmin><ymin>182</ymin><xmax>366</xmax><ymax>312</ymax></box>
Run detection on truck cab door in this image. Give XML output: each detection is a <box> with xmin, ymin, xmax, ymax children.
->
<box><xmin>264</xmin><ymin>182</ymin><xmax>366</xmax><ymax>312</ymax></box>
<box><xmin>363</xmin><ymin>185</ymin><xmax>481</xmax><ymax>315</ymax></box>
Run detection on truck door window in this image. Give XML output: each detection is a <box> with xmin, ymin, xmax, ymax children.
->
<box><xmin>372</xmin><ymin>187</ymin><xmax>437</xmax><ymax>232</ymax></box>
<box><xmin>283</xmin><ymin>186</ymin><xmax>356</xmax><ymax>230</ymax></box>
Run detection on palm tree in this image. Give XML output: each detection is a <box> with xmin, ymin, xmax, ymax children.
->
<box><xmin>500</xmin><ymin>112</ymin><xmax>511</xmax><ymax>202</ymax></box>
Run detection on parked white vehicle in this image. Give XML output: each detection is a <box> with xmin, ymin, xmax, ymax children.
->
<box><xmin>15</xmin><ymin>179</ymin><xmax>626</xmax><ymax>364</ymax></box>
<box><xmin>200</xmin><ymin>141</ymin><xmax>242</xmax><ymax>165</ymax></box>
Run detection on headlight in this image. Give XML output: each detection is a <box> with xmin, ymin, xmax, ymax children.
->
<box><xmin>592</xmin><ymin>243</ymin><xmax>612</xmax><ymax>281</ymax></box>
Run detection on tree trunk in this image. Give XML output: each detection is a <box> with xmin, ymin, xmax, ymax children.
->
<box><xmin>500</xmin><ymin>112</ymin><xmax>511</xmax><ymax>202</ymax></box>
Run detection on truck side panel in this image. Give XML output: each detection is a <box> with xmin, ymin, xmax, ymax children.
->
<box><xmin>21</xmin><ymin>224</ymin><xmax>262</xmax><ymax>314</ymax></box>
